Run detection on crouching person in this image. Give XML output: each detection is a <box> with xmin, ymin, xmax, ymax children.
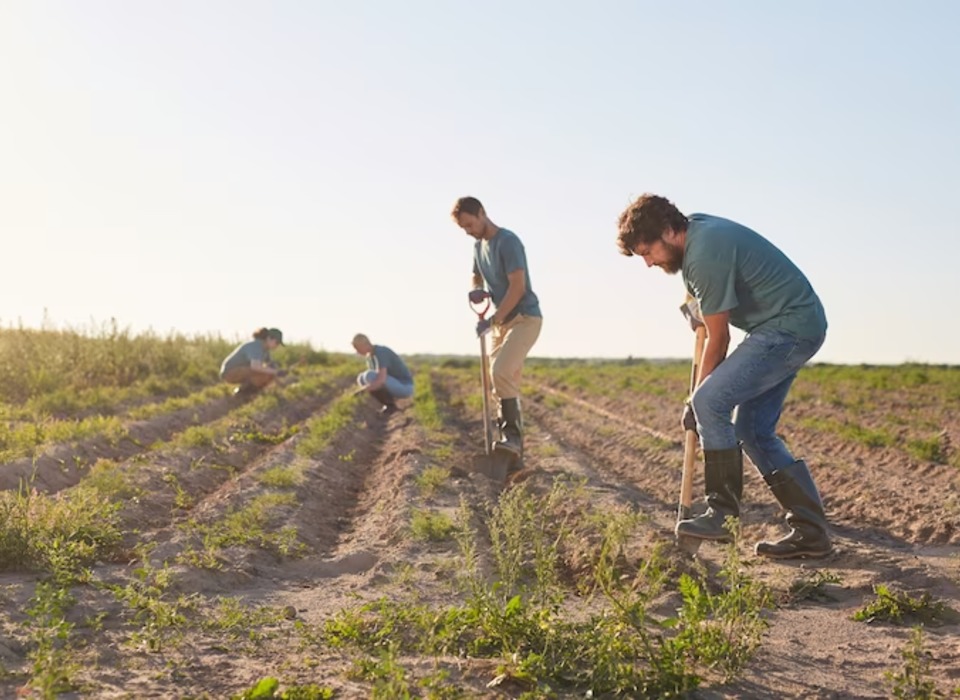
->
<box><xmin>352</xmin><ymin>334</ymin><xmax>413</xmax><ymax>416</ymax></box>
<box><xmin>220</xmin><ymin>327</ymin><xmax>284</xmax><ymax>399</ymax></box>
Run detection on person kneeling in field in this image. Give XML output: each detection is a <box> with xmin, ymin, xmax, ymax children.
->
<box><xmin>617</xmin><ymin>194</ymin><xmax>831</xmax><ymax>560</ymax></box>
<box><xmin>220</xmin><ymin>327</ymin><xmax>285</xmax><ymax>399</ymax></box>
<box><xmin>352</xmin><ymin>334</ymin><xmax>414</xmax><ymax>416</ymax></box>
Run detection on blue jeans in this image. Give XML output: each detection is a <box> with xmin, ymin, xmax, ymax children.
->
<box><xmin>691</xmin><ymin>327</ymin><xmax>824</xmax><ymax>477</ymax></box>
<box><xmin>357</xmin><ymin>370</ymin><xmax>414</xmax><ymax>399</ymax></box>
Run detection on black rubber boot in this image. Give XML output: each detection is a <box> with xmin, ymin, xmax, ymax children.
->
<box><xmin>755</xmin><ymin>460</ymin><xmax>832</xmax><ymax>559</ymax></box>
<box><xmin>233</xmin><ymin>383</ymin><xmax>260</xmax><ymax>401</ymax></box>
<box><xmin>675</xmin><ymin>447</ymin><xmax>743</xmax><ymax>542</ymax></box>
<box><xmin>369</xmin><ymin>388</ymin><xmax>398</xmax><ymax>416</ymax></box>
<box><xmin>494</xmin><ymin>398</ymin><xmax>523</xmax><ymax>457</ymax></box>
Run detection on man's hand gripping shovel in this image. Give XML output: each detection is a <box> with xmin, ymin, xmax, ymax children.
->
<box><xmin>469</xmin><ymin>295</ymin><xmax>511</xmax><ymax>482</ymax></box>
<box><xmin>677</xmin><ymin>297</ymin><xmax>706</xmax><ymax>555</ymax></box>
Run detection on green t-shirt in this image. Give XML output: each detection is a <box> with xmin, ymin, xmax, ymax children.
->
<box><xmin>367</xmin><ymin>345</ymin><xmax>413</xmax><ymax>383</ymax></box>
<box><xmin>220</xmin><ymin>339</ymin><xmax>269</xmax><ymax>376</ymax></box>
<box><xmin>472</xmin><ymin>229</ymin><xmax>542</xmax><ymax>319</ymax></box>
<box><xmin>682</xmin><ymin>214</ymin><xmax>827</xmax><ymax>338</ymax></box>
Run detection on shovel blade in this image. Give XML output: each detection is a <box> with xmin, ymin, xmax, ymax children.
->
<box><xmin>471</xmin><ymin>453</ymin><xmax>511</xmax><ymax>482</ymax></box>
<box><xmin>676</xmin><ymin>534</ymin><xmax>703</xmax><ymax>556</ymax></box>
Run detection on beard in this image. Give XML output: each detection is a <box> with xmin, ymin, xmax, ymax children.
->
<box><xmin>659</xmin><ymin>241</ymin><xmax>684</xmax><ymax>274</ymax></box>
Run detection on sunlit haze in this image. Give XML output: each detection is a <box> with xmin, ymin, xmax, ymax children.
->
<box><xmin>2</xmin><ymin>1</ymin><xmax>957</xmax><ymax>363</ymax></box>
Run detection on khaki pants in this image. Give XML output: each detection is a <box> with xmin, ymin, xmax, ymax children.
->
<box><xmin>221</xmin><ymin>366</ymin><xmax>275</xmax><ymax>388</ymax></box>
<box><xmin>489</xmin><ymin>314</ymin><xmax>542</xmax><ymax>400</ymax></box>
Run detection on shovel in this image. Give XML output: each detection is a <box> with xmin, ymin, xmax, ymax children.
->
<box><xmin>677</xmin><ymin>298</ymin><xmax>707</xmax><ymax>555</ymax></box>
<box><xmin>469</xmin><ymin>296</ymin><xmax>510</xmax><ymax>482</ymax></box>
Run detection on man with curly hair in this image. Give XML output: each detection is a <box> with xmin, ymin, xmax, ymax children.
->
<box><xmin>617</xmin><ymin>194</ymin><xmax>831</xmax><ymax>559</ymax></box>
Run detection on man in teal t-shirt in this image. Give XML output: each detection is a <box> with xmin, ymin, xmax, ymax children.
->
<box><xmin>452</xmin><ymin>196</ymin><xmax>543</xmax><ymax>460</ymax></box>
<box><xmin>617</xmin><ymin>194</ymin><xmax>831</xmax><ymax>560</ymax></box>
<box><xmin>352</xmin><ymin>334</ymin><xmax>414</xmax><ymax>416</ymax></box>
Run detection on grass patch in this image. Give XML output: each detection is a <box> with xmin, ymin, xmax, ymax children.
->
<box><xmin>906</xmin><ymin>435</ymin><xmax>946</xmax><ymax>464</ymax></box>
<box><xmin>853</xmin><ymin>584</ymin><xmax>958</xmax><ymax>626</ymax></box>
<box><xmin>296</xmin><ymin>393</ymin><xmax>360</xmax><ymax>458</ymax></box>
<box><xmin>783</xmin><ymin>570</ymin><xmax>843</xmax><ymax>604</ymax></box>
<box><xmin>885</xmin><ymin>626</ymin><xmax>953</xmax><ymax>699</ymax></box>
<box><xmin>410</xmin><ymin>509</ymin><xmax>455</xmax><ymax>542</ymax></box>
<box><xmin>0</xmin><ymin>414</ymin><xmax>128</xmax><ymax>462</ymax></box>
<box><xmin>414</xmin><ymin>465</ymin><xmax>450</xmax><ymax>498</ymax></box>
<box><xmin>322</xmin><ymin>484</ymin><xmax>770</xmax><ymax>697</ymax></box>
<box><xmin>84</xmin><ymin>458</ymin><xmax>143</xmax><ymax>500</ymax></box>
<box><xmin>258</xmin><ymin>465</ymin><xmax>302</xmax><ymax>488</ymax></box>
<box><xmin>183</xmin><ymin>493</ymin><xmax>303</xmax><ymax>560</ymax></box>
<box><xmin>232</xmin><ymin>676</ymin><xmax>335</xmax><ymax>699</ymax></box>
<box><xmin>0</xmin><ymin>486</ymin><xmax>122</xmax><ymax>577</ymax></box>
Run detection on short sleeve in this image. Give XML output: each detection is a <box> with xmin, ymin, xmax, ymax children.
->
<box><xmin>686</xmin><ymin>260</ymin><xmax>738</xmax><ymax>316</ymax></box>
<box><xmin>498</xmin><ymin>235</ymin><xmax>527</xmax><ymax>274</ymax></box>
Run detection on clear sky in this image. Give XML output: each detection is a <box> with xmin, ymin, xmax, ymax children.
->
<box><xmin>2</xmin><ymin>1</ymin><xmax>958</xmax><ymax>363</ymax></box>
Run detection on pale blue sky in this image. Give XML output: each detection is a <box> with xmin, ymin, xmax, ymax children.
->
<box><xmin>2</xmin><ymin>1</ymin><xmax>957</xmax><ymax>363</ymax></box>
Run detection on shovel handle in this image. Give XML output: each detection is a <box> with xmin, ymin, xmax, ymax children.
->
<box><xmin>469</xmin><ymin>297</ymin><xmax>492</xmax><ymax>319</ymax></box>
<box><xmin>470</xmin><ymin>297</ymin><xmax>494</xmax><ymax>454</ymax></box>
<box><xmin>679</xmin><ymin>323</ymin><xmax>707</xmax><ymax>517</ymax></box>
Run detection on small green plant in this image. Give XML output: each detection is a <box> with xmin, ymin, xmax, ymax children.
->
<box><xmin>853</xmin><ymin>585</ymin><xmax>956</xmax><ymax>625</ymax></box>
<box><xmin>906</xmin><ymin>435</ymin><xmax>945</xmax><ymax>464</ymax></box>
<box><xmin>162</xmin><ymin>471</ymin><xmax>194</xmax><ymax>509</ymax></box>
<box><xmin>297</xmin><ymin>393</ymin><xmax>360</xmax><ymax>457</ymax></box>
<box><xmin>25</xmin><ymin>580</ymin><xmax>79</xmax><ymax>696</ymax></box>
<box><xmin>231</xmin><ymin>676</ymin><xmax>335</xmax><ymax>699</ymax></box>
<box><xmin>84</xmin><ymin>458</ymin><xmax>143</xmax><ymax>500</ymax></box>
<box><xmin>414</xmin><ymin>466</ymin><xmax>450</xmax><ymax>498</ymax></box>
<box><xmin>184</xmin><ymin>492</ymin><xmax>303</xmax><ymax>559</ymax></box>
<box><xmin>258</xmin><ymin>465</ymin><xmax>301</xmax><ymax>488</ymax></box>
<box><xmin>177</xmin><ymin>424</ymin><xmax>219</xmax><ymax>448</ymax></box>
<box><xmin>202</xmin><ymin>596</ymin><xmax>286</xmax><ymax>642</ymax></box>
<box><xmin>785</xmin><ymin>570</ymin><xmax>843</xmax><ymax>604</ymax></box>
<box><xmin>410</xmin><ymin>509</ymin><xmax>455</xmax><ymax>542</ymax></box>
<box><xmin>0</xmin><ymin>485</ymin><xmax>122</xmax><ymax>577</ymax></box>
<box><xmin>885</xmin><ymin>626</ymin><xmax>950</xmax><ymax>699</ymax></box>
<box><xmin>109</xmin><ymin>550</ymin><xmax>199</xmax><ymax>653</ymax></box>
<box><xmin>349</xmin><ymin>645</ymin><xmax>413</xmax><ymax>699</ymax></box>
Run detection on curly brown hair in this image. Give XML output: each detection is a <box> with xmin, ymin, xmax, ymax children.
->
<box><xmin>616</xmin><ymin>194</ymin><xmax>688</xmax><ymax>256</ymax></box>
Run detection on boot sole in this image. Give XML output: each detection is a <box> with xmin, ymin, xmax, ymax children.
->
<box><xmin>755</xmin><ymin>546</ymin><xmax>833</xmax><ymax>560</ymax></box>
<box><xmin>673</xmin><ymin>528</ymin><xmax>733</xmax><ymax>543</ymax></box>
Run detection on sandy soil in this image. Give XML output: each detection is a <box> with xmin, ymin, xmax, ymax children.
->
<box><xmin>0</xmin><ymin>366</ymin><xmax>957</xmax><ymax>699</ymax></box>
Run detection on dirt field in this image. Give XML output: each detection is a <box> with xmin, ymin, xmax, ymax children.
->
<box><xmin>1</xmin><ymin>359</ymin><xmax>958</xmax><ymax>699</ymax></box>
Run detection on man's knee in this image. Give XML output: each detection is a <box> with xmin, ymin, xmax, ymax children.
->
<box><xmin>690</xmin><ymin>382</ymin><xmax>732</xmax><ymax>421</ymax></box>
<box><xmin>358</xmin><ymin>370</ymin><xmax>378</xmax><ymax>386</ymax></box>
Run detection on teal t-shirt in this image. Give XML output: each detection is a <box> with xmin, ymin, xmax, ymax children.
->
<box><xmin>220</xmin><ymin>339</ymin><xmax>269</xmax><ymax>376</ymax></box>
<box><xmin>682</xmin><ymin>214</ymin><xmax>827</xmax><ymax>338</ymax></box>
<box><xmin>367</xmin><ymin>345</ymin><xmax>413</xmax><ymax>384</ymax></box>
<box><xmin>473</xmin><ymin>228</ymin><xmax>542</xmax><ymax>320</ymax></box>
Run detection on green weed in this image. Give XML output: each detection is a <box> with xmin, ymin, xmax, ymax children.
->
<box><xmin>410</xmin><ymin>509</ymin><xmax>456</xmax><ymax>542</ymax></box>
<box><xmin>84</xmin><ymin>458</ymin><xmax>143</xmax><ymax>500</ymax></box>
<box><xmin>414</xmin><ymin>466</ymin><xmax>450</xmax><ymax>498</ymax></box>
<box><xmin>885</xmin><ymin>627</ymin><xmax>952</xmax><ymax>699</ymax></box>
<box><xmin>853</xmin><ymin>585</ymin><xmax>957</xmax><ymax>625</ymax></box>
<box><xmin>0</xmin><ymin>485</ymin><xmax>122</xmax><ymax>578</ymax></box>
<box><xmin>906</xmin><ymin>435</ymin><xmax>945</xmax><ymax>464</ymax></box>
<box><xmin>25</xmin><ymin>580</ymin><xmax>80</xmax><ymax>696</ymax></box>
<box><xmin>184</xmin><ymin>493</ymin><xmax>303</xmax><ymax>559</ymax></box>
<box><xmin>297</xmin><ymin>393</ymin><xmax>361</xmax><ymax>458</ymax></box>
<box><xmin>109</xmin><ymin>550</ymin><xmax>196</xmax><ymax>653</ymax></box>
<box><xmin>784</xmin><ymin>570</ymin><xmax>843</xmax><ymax>604</ymax></box>
<box><xmin>258</xmin><ymin>465</ymin><xmax>302</xmax><ymax>488</ymax></box>
<box><xmin>232</xmin><ymin>677</ymin><xmax>334</xmax><ymax>699</ymax></box>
